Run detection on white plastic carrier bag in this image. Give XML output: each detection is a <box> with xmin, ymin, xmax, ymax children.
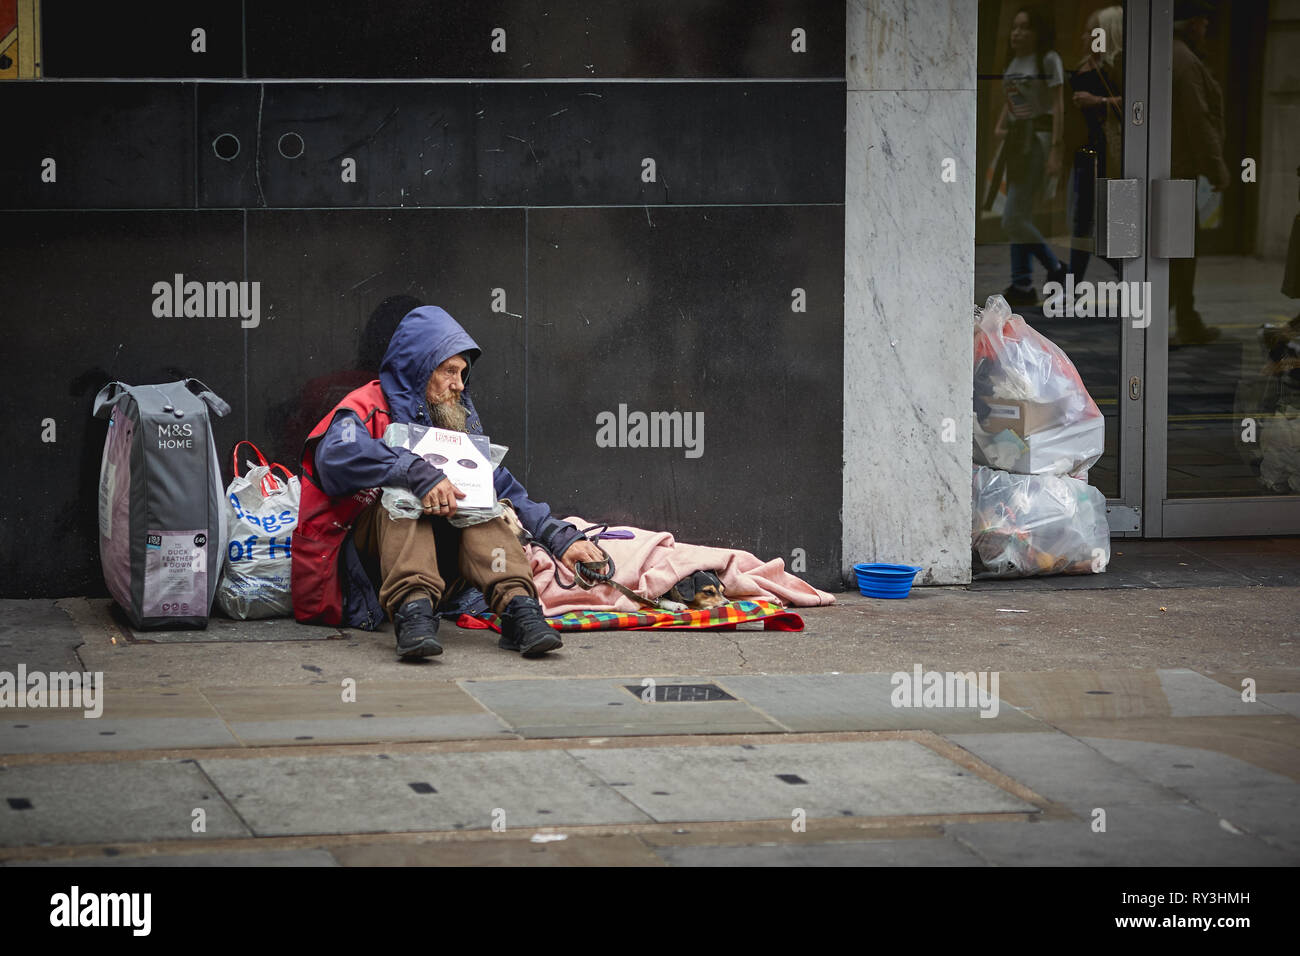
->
<box><xmin>216</xmin><ymin>441</ymin><xmax>300</xmax><ymax>619</ymax></box>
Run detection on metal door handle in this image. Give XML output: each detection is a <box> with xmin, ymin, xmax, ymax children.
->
<box><xmin>1151</xmin><ymin>179</ymin><xmax>1197</xmax><ymax>258</ymax></box>
<box><xmin>1096</xmin><ymin>178</ymin><xmax>1143</xmax><ymax>258</ymax></box>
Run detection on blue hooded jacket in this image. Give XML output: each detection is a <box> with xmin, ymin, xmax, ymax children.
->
<box><xmin>313</xmin><ymin>305</ymin><xmax>582</xmax><ymax>621</ymax></box>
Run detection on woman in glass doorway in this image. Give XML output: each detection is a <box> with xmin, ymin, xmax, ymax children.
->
<box><xmin>1065</xmin><ymin>5</ymin><xmax>1124</xmax><ymax>287</ymax></box>
<box><xmin>993</xmin><ymin>5</ymin><xmax>1067</xmax><ymax>308</ymax></box>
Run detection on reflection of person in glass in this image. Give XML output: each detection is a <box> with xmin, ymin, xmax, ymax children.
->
<box><xmin>994</xmin><ymin>5</ymin><xmax>1066</xmax><ymax>308</ymax></box>
<box><xmin>1170</xmin><ymin>0</ymin><xmax>1230</xmax><ymax>345</ymax></box>
<box><xmin>1065</xmin><ymin>5</ymin><xmax>1123</xmax><ymax>285</ymax></box>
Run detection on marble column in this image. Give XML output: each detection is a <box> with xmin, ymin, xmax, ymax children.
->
<box><xmin>843</xmin><ymin>0</ymin><xmax>978</xmax><ymax>585</ymax></box>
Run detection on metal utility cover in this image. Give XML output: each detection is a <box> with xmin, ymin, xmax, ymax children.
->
<box><xmin>622</xmin><ymin>683</ymin><xmax>737</xmax><ymax>702</ymax></box>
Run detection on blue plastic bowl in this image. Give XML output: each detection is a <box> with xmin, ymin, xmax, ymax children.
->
<box><xmin>852</xmin><ymin>563</ymin><xmax>922</xmax><ymax>599</ymax></box>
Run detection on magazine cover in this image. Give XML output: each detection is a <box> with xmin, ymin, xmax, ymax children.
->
<box><xmin>408</xmin><ymin>426</ymin><xmax>495</xmax><ymax>508</ymax></box>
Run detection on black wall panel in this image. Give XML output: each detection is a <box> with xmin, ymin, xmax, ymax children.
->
<box><xmin>525</xmin><ymin>206</ymin><xmax>844</xmax><ymax>589</ymax></box>
<box><xmin>0</xmin><ymin>83</ymin><xmax>193</xmax><ymax>208</ymax></box>
<box><xmin>0</xmin><ymin>211</ymin><xmax>246</xmax><ymax>596</ymax></box>
<box><xmin>197</xmin><ymin>84</ymin><xmax>480</xmax><ymax>208</ymax></box>
<box><xmin>246</xmin><ymin>1</ymin><xmax>843</xmax><ymax>79</ymax></box>
<box><xmin>194</xmin><ymin>81</ymin><xmax>843</xmax><ymax>209</ymax></box>
<box><xmin>244</xmin><ymin>209</ymin><xmax>527</xmax><ymax>471</ymax></box>
<box><xmin>473</xmin><ymin>83</ymin><xmax>845</xmax><ymax>206</ymax></box>
<box><xmin>41</xmin><ymin>0</ymin><xmax>243</xmax><ymax>78</ymax></box>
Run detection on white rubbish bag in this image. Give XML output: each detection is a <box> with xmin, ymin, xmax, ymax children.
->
<box><xmin>973</xmin><ymin>294</ymin><xmax>1105</xmax><ymax>476</ymax></box>
<box><xmin>971</xmin><ymin>466</ymin><xmax>1111</xmax><ymax>578</ymax></box>
<box><xmin>216</xmin><ymin>442</ymin><xmax>299</xmax><ymax>619</ymax></box>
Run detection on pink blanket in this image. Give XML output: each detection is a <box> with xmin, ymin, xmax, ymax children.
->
<box><xmin>529</xmin><ymin>517</ymin><xmax>837</xmax><ymax>614</ymax></box>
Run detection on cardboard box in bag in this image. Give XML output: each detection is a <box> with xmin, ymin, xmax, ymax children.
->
<box><xmin>980</xmin><ymin>399</ymin><xmax>1068</xmax><ymax>439</ymax></box>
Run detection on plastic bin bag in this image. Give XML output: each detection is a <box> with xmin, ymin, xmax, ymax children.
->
<box><xmin>972</xmin><ymin>466</ymin><xmax>1111</xmax><ymax>578</ymax></box>
<box><xmin>217</xmin><ymin>443</ymin><xmax>299</xmax><ymax>619</ymax></box>
<box><xmin>973</xmin><ymin>294</ymin><xmax>1105</xmax><ymax>476</ymax></box>
<box><xmin>380</xmin><ymin>422</ymin><xmax>508</xmax><ymax>527</ymax></box>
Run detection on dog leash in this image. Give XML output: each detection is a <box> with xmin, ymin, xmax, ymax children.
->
<box><xmin>527</xmin><ymin>524</ymin><xmax>684</xmax><ymax>611</ymax></box>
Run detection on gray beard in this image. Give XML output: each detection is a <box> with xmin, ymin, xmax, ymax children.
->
<box><xmin>429</xmin><ymin>398</ymin><xmax>469</xmax><ymax>432</ymax></box>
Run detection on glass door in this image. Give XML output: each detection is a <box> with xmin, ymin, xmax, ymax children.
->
<box><xmin>1143</xmin><ymin>0</ymin><xmax>1300</xmax><ymax>535</ymax></box>
<box><xmin>976</xmin><ymin>0</ymin><xmax>1146</xmax><ymax>535</ymax></box>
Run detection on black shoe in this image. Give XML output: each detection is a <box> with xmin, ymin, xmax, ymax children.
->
<box><xmin>1046</xmin><ymin>262</ymin><xmax>1068</xmax><ymax>290</ymax></box>
<box><xmin>1002</xmin><ymin>283</ymin><xmax>1037</xmax><ymax>308</ymax></box>
<box><xmin>393</xmin><ymin>597</ymin><xmax>443</xmax><ymax>659</ymax></box>
<box><xmin>498</xmin><ymin>595</ymin><xmax>562</xmax><ymax>657</ymax></box>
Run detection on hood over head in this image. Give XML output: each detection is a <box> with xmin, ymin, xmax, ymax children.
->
<box><xmin>379</xmin><ymin>306</ymin><xmax>482</xmax><ymax>426</ymax></box>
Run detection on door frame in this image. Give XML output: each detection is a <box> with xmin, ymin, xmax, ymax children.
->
<box><xmin>1108</xmin><ymin>0</ymin><xmax>1150</xmax><ymax>537</ymax></box>
<box><xmin>1139</xmin><ymin>0</ymin><xmax>1300</xmax><ymax>536</ymax></box>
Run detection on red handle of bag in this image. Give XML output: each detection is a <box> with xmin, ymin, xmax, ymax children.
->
<box><xmin>232</xmin><ymin>440</ymin><xmax>269</xmax><ymax>478</ymax></box>
<box><xmin>232</xmin><ymin>441</ymin><xmax>295</xmax><ymax>497</ymax></box>
<box><xmin>265</xmin><ymin>463</ymin><xmax>296</xmax><ymax>495</ymax></box>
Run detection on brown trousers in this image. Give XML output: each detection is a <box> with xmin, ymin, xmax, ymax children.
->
<box><xmin>352</xmin><ymin>502</ymin><xmax>536</xmax><ymax>617</ymax></box>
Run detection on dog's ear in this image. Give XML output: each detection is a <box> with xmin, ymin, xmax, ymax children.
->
<box><xmin>693</xmin><ymin>570</ymin><xmax>724</xmax><ymax>594</ymax></box>
<box><xmin>670</xmin><ymin>574</ymin><xmax>697</xmax><ymax>601</ymax></box>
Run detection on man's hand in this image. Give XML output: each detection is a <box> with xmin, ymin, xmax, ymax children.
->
<box><xmin>421</xmin><ymin>478</ymin><xmax>466</xmax><ymax>518</ymax></box>
<box><xmin>560</xmin><ymin>539</ymin><xmax>605</xmax><ymax>576</ymax></box>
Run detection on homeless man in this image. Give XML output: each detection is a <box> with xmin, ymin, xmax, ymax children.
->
<box><xmin>291</xmin><ymin>305</ymin><xmax>604</xmax><ymax>659</ymax></box>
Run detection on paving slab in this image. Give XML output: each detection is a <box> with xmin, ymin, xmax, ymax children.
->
<box><xmin>331</xmin><ymin>834</ymin><xmax>664</xmax><ymax>866</ymax></box>
<box><xmin>121</xmin><ymin>613</ymin><xmax>348</xmax><ymax>645</ymax></box>
<box><xmin>459</xmin><ymin>678</ymin><xmax>783</xmax><ymax>738</ymax></box>
<box><xmin>655</xmin><ymin>836</ymin><xmax>987</xmax><ymax>867</ymax></box>
<box><xmin>4</xmin><ymin>848</ymin><xmax>338</xmax><ymax>866</ymax></box>
<box><xmin>717</xmin><ymin>673</ymin><xmax>1043</xmax><ymax>733</ymax></box>
<box><xmin>197</xmin><ymin>750</ymin><xmax>653</xmax><ymax>836</ymax></box>
<box><xmin>947</xmin><ymin>732</ymin><xmax>1185</xmax><ymax>814</ymax></box>
<box><xmin>0</xmin><ymin>760</ymin><xmax>250</xmax><ymax>847</ymax></box>
<box><xmin>1175</xmin><ymin>783</ymin><xmax>1300</xmax><ymax>854</ymax></box>
<box><xmin>997</xmin><ymin>670</ymin><xmax>1174</xmax><ymax>720</ymax></box>
<box><xmin>1260</xmin><ymin>693</ymin><xmax>1300</xmax><ymax>719</ymax></box>
<box><xmin>568</xmin><ymin>740</ymin><xmax>1038</xmax><ymax>823</ymax></box>
<box><xmin>201</xmin><ymin>680</ymin><xmax>511</xmax><ymax>745</ymax></box>
<box><xmin>200</xmin><ymin>681</ymin><xmax>487</xmax><ymax>721</ymax></box>
<box><xmin>0</xmin><ymin>718</ymin><xmax>240</xmax><ymax>754</ymax></box>
<box><xmin>1053</xmin><ymin>715</ymin><xmax>1300</xmax><ymax>783</ymax></box>
<box><xmin>1203</xmin><ymin>668</ymin><xmax>1300</xmax><ymax>695</ymax></box>
<box><xmin>0</xmin><ymin>600</ymin><xmax>83</xmax><ymax>672</ymax></box>
<box><xmin>1157</xmin><ymin>669</ymin><xmax>1281</xmax><ymax>717</ymax></box>
<box><xmin>227</xmin><ymin>715</ymin><xmax>513</xmax><ymax>746</ymax></box>
<box><xmin>1078</xmin><ymin>737</ymin><xmax>1298</xmax><ymax>792</ymax></box>
<box><xmin>945</xmin><ymin>804</ymin><xmax>1293</xmax><ymax>866</ymax></box>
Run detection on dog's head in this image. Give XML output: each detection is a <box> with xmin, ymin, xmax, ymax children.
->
<box><xmin>666</xmin><ymin>570</ymin><xmax>728</xmax><ymax>609</ymax></box>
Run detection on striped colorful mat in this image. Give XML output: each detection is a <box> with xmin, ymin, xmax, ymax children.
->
<box><xmin>456</xmin><ymin>599</ymin><xmax>804</xmax><ymax>633</ymax></box>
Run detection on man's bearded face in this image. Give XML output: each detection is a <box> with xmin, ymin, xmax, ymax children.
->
<box><xmin>426</xmin><ymin>354</ymin><xmax>470</xmax><ymax>431</ymax></box>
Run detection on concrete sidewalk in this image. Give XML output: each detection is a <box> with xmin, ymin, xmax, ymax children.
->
<box><xmin>1</xmin><ymin>585</ymin><xmax>1297</xmax><ymax>866</ymax></box>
